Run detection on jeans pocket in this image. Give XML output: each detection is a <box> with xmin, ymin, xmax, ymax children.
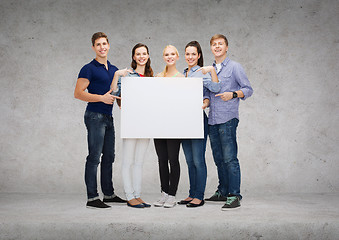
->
<box><xmin>85</xmin><ymin>111</ymin><xmax>103</xmax><ymax>121</ymax></box>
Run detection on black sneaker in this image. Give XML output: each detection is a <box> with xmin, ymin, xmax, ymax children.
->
<box><xmin>103</xmin><ymin>195</ymin><xmax>127</xmax><ymax>204</ymax></box>
<box><xmin>86</xmin><ymin>199</ymin><xmax>111</xmax><ymax>209</ymax></box>
<box><xmin>221</xmin><ymin>196</ymin><xmax>240</xmax><ymax>210</ymax></box>
<box><xmin>205</xmin><ymin>191</ymin><xmax>228</xmax><ymax>201</ymax></box>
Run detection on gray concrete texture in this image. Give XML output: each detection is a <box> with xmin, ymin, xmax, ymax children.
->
<box><xmin>1</xmin><ymin>193</ymin><xmax>339</xmax><ymax>240</ymax></box>
<box><xmin>0</xmin><ymin>0</ymin><xmax>338</xmax><ymax>196</ymax></box>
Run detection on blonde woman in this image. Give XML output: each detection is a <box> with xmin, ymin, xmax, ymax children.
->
<box><xmin>153</xmin><ymin>45</ymin><xmax>184</xmax><ymax>208</ymax></box>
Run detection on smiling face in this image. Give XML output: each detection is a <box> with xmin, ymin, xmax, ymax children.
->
<box><xmin>185</xmin><ymin>46</ymin><xmax>200</xmax><ymax>68</ymax></box>
<box><xmin>210</xmin><ymin>38</ymin><xmax>228</xmax><ymax>59</ymax></box>
<box><xmin>163</xmin><ymin>46</ymin><xmax>179</xmax><ymax>66</ymax></box>
<box><xmin>133</xmin><ymin>46</ymin><xmax>149</xmax><ymax>67</ymax></box>
<box><xmin>92</xmin><ymin>37</ymin><xmax>110</xmax><ymax>59</ymax></box>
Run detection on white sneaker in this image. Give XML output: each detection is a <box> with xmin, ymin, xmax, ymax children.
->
<box><xmin>153</xmin><ymin>192</ymin><xmax>168</xmax><ymax>207</ymax></box>
<box><xmin>163</xmin><ymin>195</ymin><xmax>176</xmax><ymax>208</ymax></box>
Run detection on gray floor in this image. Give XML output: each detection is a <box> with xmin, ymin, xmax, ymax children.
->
<box><xmin>0</xmin><ymin>192</ymin><xmax>338</xmax><ymax>240</ymax></box>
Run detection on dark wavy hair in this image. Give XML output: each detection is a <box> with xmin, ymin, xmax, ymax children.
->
<box><xmin>131</xmin><ymin>43</ymin><xmax>154</xmax><ymax>77</ymax></box>
<box><xmin>185</xmin><ymin>41</ymin><xmax>204</xmax><ymax>67</ymax></box>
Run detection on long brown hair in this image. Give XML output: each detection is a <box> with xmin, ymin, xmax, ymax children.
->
<box><xmin>185</xmin><ymin>41</ymin><xmax>204</xmax><ymax>67</ymax></box>
<box><xmin>131</xmin><ymin>43</ymin><xmax>153</xmax><ymax>77</ymax></box>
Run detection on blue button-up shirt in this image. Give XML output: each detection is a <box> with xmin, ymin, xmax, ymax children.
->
<box><xmin>204</xmin><ymin>57</ymin><xmax>253</xmax><ymax>125</ymax></box>
<box><xmin>183</xmin><ymin>65</ymin><xmax>221</xmax><ymax>96</ymax></box>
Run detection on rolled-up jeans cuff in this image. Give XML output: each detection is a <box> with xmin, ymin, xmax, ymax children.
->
<box><xmin>87</xmin><ymin>196</ymin><xmax>100</xmax><ymax>202</ymax></box>
<box><xmin>103</xmin><ymin>193</ymin><xmax>117</xmax><ymax>199</ymax></box>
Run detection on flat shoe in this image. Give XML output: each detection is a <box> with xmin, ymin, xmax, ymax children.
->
<box><xmin>178</xmin><ymin>199</ymin><xmax>192</xmax><ymax>205</ymax></box>
<box><xmin>127</xmin><ymin>202</ymin><xmax>144</xmax><ymax>208</ymax></box>
<box><xmin>186</xmin><ymin>200</ymin><xmax>204</xmax><ymax>208</ymax></box>
<box><xmin>142</xmin><ymin>203</ymin><xmax>151</xmax><ymax>208</ymax></box>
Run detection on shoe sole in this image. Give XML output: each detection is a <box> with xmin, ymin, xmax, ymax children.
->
<box><xmin>103</xmin><ymin>202</ymin><xmax>127</xmax><ymax>205</ymax></box>
<box><xmin>205</xmin><ymin>199</ymin><xmax>228</xmax><ymax>202</ymax></box>
<box><xmin>86</xmin><ymin>206</ymin><xmax>112</xmax><ymax>210</ymax></box>
<box><xmin>221</xmin><ymin>206</ymin><xmax>241</xmax><ymax>211</ymax></box>
<box><xmin>154</xmin><ymin>203</ymin><xmax>165</xmax><ymax>207</ymax></box>
<box><xmin>163</xmin><ymin>204</ymin><xmax>176</xmax><ymax>208</ymax></box>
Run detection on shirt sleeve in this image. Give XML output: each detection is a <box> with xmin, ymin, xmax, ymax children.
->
<box><xmin>203</xmin><ymin>86</ymin><xmax>211</xmax><ymax>100</ymax></box>
<box><xmin>78</xmin><ymin>64</ymin><xmax>92</xmax><ymax>81</ymax></box>
<box><xmin>234</xmin><ymin>63</ymin><xmax>253</xmax><ymax>100</ymax></box>
<box><xmin>202</xmin><ymin>73</ymin><xmax>221</xmax><ymax>93</ymax></box>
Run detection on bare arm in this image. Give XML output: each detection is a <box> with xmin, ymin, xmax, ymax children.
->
<box><xmin>74</xmin><ymin>78</ymin><xmax>118</xmax><ymax>105</ymax></box>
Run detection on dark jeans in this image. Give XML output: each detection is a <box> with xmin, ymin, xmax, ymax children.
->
<box><xmin>154</xmin><ymin>139</ymin><xmax>181</xmax><ymax>196</ymax></box>
<box><xmin>209</xmin><ymin>118</ymin><xmax>242</xmax><ymax>199</ymax></box>
<box><xmin>181</xmin><ymin>112</ymin><xmax>208</xmax><ymax>200</ymax></box>
<box><xmin>84</xmin><ymin>110</ymin><xmax>115</xmax><ymax>200</ymax></box>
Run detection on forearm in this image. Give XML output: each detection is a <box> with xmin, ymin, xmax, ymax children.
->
<box><xmin>74</xmin><ymin>90</ymin><xmax>103</xmax><ymax>103</ymax></box>
<box><xmin>210</xmin><ymin>67</ymin><xmax>218</xmax><ymax>83</ymax></box>
<box><xmin>111</xmin><ymin>72</ymin><xmax>120</xmax><ymax>91</ymax></box>
<box><xmin>74</xmin><ymin>78</ymin><xmax>103</xmax><ymax>103</ymax></box>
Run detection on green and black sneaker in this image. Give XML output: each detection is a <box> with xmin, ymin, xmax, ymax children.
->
<box><xmin>205</xmin><ymin>190</ymin><xmax>228</xmax><ymax>201</ymax></box>
<box><xmin>221</xmin><ymin>195</ymin><xmax>241</xmax><ymax>210</ymax></box>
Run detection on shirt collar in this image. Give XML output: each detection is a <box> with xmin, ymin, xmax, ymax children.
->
<box><xmin>184</xmin><ymin>65</ymin><xmax>201</xmax><ymax>74</ymax></box>
<box><xmin>213</xmin><ymin>57</ymin><xmax>230</xmax><ymax>67</ymax></box>
<box><xmin>92</xmin><ymin>59</ymin><xmax>111</xmax><ymax>67</ymax></box>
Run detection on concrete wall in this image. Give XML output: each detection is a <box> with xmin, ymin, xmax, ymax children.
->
<box><xmin>0</xmin><ymin>0</ymin><xmax>338</xmax><ymax>197</ymax></box>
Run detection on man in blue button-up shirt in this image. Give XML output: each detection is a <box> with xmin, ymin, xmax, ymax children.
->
<box><xmin>204</xmin><ymin>34</ymin><xmax>253</xmax><ymax>210</ymax></box>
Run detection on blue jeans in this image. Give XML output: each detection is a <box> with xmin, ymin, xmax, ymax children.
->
<box><xmin>84</xmin><ymin>110</ymin><xmax>115</xmax><ymax>200</ymax></box>
<box><xmin>209</xmin><ymin>118</ymin><xmax>242</xmax><ymax>199</ymax></box>
<box><xmin>182</xmin><ymin>113</ymin><xmax>208</xmax><ymax>200</ymax></box>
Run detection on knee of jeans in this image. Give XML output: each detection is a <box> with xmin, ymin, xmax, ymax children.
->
<box><xmin>186</xmin><ymin>159</ymin><xmax>195</xmax><ymax>168</ymax></box>
<box><xmin>224</xmin><ymin>156</ymin><xmax>238</xmax><ymax>165</ymax></box>
<box><xmin>86</xmin><ymin>155</ymin><xmax>100</xmax><ymax>165</ymax></box>
<box><xmin>102</xmin><ymin>153</ymin><xmax>115</xmax><ymax>163</ymax></box>
<box><xmin>213</xmin><ymin>155</ymin><xmax>224</xmax><ymax>166</ymax></box>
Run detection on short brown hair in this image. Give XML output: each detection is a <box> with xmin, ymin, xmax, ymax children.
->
<box><xmin>210</xmin><ymin>34</ymin><xmax>228</xmax><ymax>46</ymax></box>
<box><xmin>91</xmin><ymin>32</ymin><xmax>109</xmax><ymax>46</ymax></box>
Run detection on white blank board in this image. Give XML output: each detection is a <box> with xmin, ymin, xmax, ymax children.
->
<box><xmin>121</xmin><ymin>77</ymin><xmax>203</xmax><ymax>138</ymax></box>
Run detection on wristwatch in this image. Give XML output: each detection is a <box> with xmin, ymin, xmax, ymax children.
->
<box><xmin>232</xmin><ymin>91</ymin><xmax>238</xmax><ymax>99</ymax></box>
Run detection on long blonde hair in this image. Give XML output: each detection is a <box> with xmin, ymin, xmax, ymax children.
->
<box><xmin>158</xmin><ymin>45</ymin><xmax>179</xmax><ymax>77</ymax></box>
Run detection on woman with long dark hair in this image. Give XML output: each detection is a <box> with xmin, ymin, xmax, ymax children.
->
<box><xmin>178</xmin><ymin>41</ymin><xmax>220</xmax><ymax>207</ymax></box>
<box><xmin>111</xmin><ymin>43</ymin><xmax>154</xmax><ymax>208</ymax></box>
